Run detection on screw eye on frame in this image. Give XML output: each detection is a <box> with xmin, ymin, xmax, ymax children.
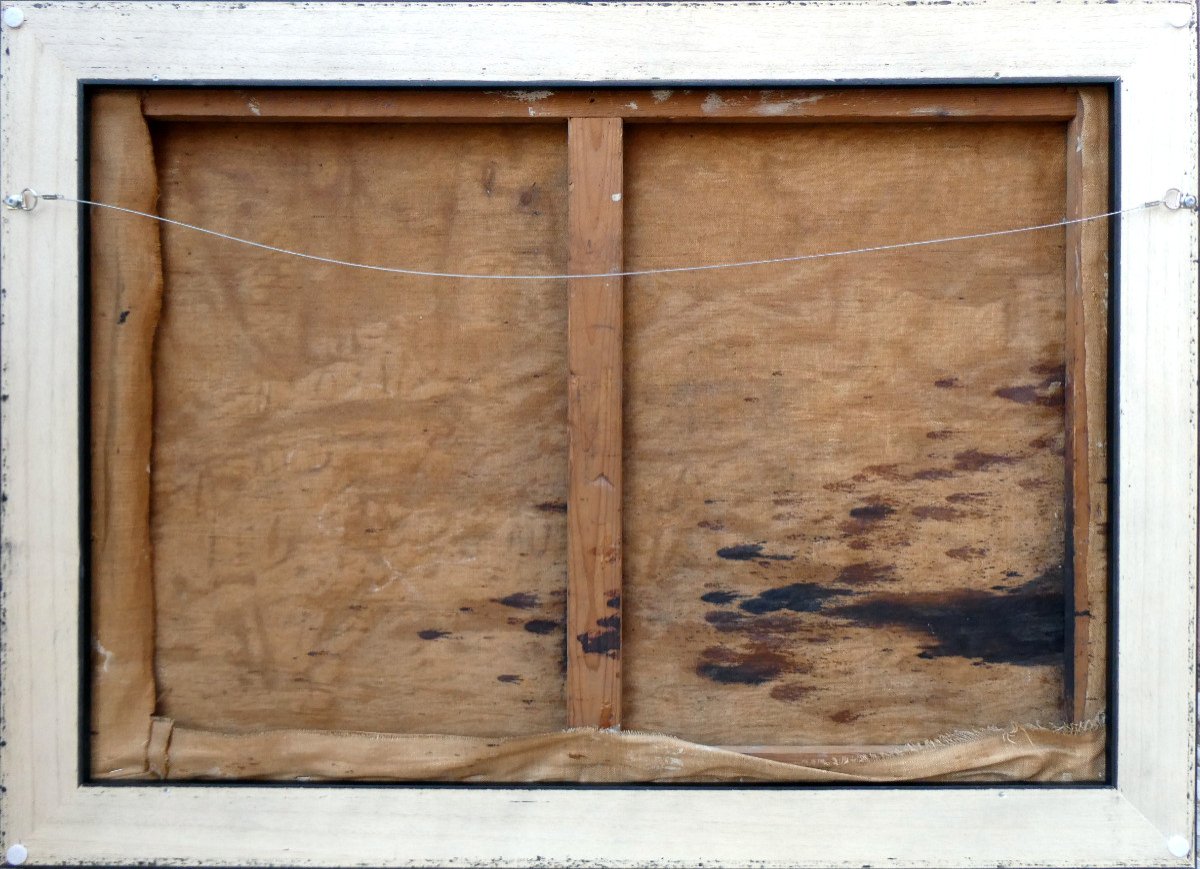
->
<box><xmin>2</xmin><ymin>188</ymin><xmax>39</xmax><ymax>211</ymax></box>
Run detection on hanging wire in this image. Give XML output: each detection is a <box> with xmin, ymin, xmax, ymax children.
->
<box><xmin>3</xmin><ymin>189</ymin><xmax>1177</xmax><ymax>281</ymax></box>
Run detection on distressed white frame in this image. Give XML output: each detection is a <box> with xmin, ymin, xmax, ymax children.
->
<box><xmin>0</xmin><ymin>2</ymin><xmax>1195</xmax><ymax>867</ymax></box>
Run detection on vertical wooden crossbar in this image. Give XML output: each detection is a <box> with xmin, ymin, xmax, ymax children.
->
<box><xmin>1063</xmin><ymin>98</ymin><xmax>1090</xmax><ymax>722</ymax></box>
<box><xmin>566</xmin><ymin>117</ymin><xmax>624</xmax><ymax>729</ymax></box>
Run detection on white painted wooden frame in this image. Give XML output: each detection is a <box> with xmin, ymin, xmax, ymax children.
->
<box><xmin>0</xmin><ymin>2</ymin><xmax>1195</xmax><ymax>867</ymax></box>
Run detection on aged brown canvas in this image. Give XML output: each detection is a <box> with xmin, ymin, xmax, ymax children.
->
<box><xmin>89</xmin><ymin>87</ymin><xmax>1110</xmax><ymax>783</ymax></box>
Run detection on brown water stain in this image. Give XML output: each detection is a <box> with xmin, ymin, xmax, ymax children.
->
<box><xmin>912</xmin><ymin>468</ymin><xmax>956</xmax><ymax>481</ymax></box>
<box><xmin>946</xmin><ymin>492</ymin><xmax>988</xmax><ymax>504</ymax></box>
<box><xmin>706</xmin><ymin>610</ymin><xmax>821</xmax><ymax>644</ymax></box>
<box><xmin>861</xmin><ymin>464</ymin><xmax>907</xmax><ymax>481</ymax></box>
<box><xmin>495</xmin><ymin>592</ymin><xmax>541</xmax><ymax>609</ymax></box>
<box><xmin>705</xmin><ymin>610</ymin><xmax>746</xmax><ymax>628</ymax></box>
<box><xmin>835</xmin><ymin>562</ymin><xmax>897</xmax><ymax>585</ymax></box>
<box><xmin>481</xmin><ymin>162</ymin><xmax>497</xmax><ymax>196</ymax></box>
<box><xmin>995</xmin><ymin>384</ymin><xmax>1064</xmax><ymax>408</ymax></box>
<box><xmin>946</xmin><ymin>546</ymin><xmax>988</xmax><ymax>561</ymax></box>
<box><xmin>823</xmin><ymin>479</ymin><xmax>857</xmax><ymax>493</ymax></box>
<box><xmin>995</xmin><ymin>364</ymin><xmax>1066</xmax><ymax>408</ymax></box>
<box><xmin>1030</xmin><ymin>361</ymin><xmax>1065</xmax><ymax>378</ymax></box>
<box><xmin>912</xmin><ymin>505</ymin><xmax>965</xmax><ymax>522</ymax></box>
<box><xmin>953</xmin><ymin>449</ymin><xmax>1019</xmax><ymax>472</ymax></box>
<box><xmin>770</xmin><ymin>683</ymin><xmax>816</xmax><ymax>702</ymax></box>
<box><xmin>696</xmin><ymin>645</ymin><xmax>789</xmax><ymax>685</ymax></box>
<box><xmin>517</xmin><ymin>183</ymin><xmax>542</xmax><ymax>214</ymax></box>
<box><xmin>1028</xmin><ymin>433</ymin><xmax>1059</xmax><ymax>451</ymax></box>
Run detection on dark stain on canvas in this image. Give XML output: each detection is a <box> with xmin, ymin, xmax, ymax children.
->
<box><xmin>830</xmin><ymin>570</ymin><xmax>1064</xmax><ymax>666</ymax></box>
<box><xmin>700</xmin><ymin>589</ymin><xmax>740</xmax><ymax>605</ymax></box>
<box><xmin>912</xmin><ymin>505</ymin><xmax>965</xmax><ymax>522</ymax></box>
<box><xmin>739</xmin><ymin>583</ymin><xmax>850</xmax><ymax>615</ymax></box>
<box><xmin>995</xmin><ymin>362</ymin><xmax>1066</xmax><ymax>408</ymax></box>
<box><xmin>770</xmin><ymin>683</ymin><xmax>816</xmax><ymax>702</ymax></box>
<box><xmin>576</xmin><ymin>613</ymin><xmax>621</xmax><ymax>656</ymax></box>
<box><xmin>495</xmin><ymin>592</ymin><xmax>541</xmax><ymax>610</ymax></box>
<box><xmin>834</xmin><ymin>562</ymin><xmax>897</xmax><ymax>586</ymax></box>
<box><xmin>696</xmin><ymin>646</ymin><xmax>788</xmax><ymax>685</ymax></box>
<box><xmin>717</xmin><ymin>543</ymin><xmax>794</xmax><ymax>562</ymax></box>
<box><xmin>953</xmin><ymin>449</ymin><xmax>1019</xmax><ymax>472</ymax></box>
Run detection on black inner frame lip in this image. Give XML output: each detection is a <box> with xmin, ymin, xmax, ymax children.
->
<box><xmin>73</xmin><ymin>78</ymin><xmax>1120</xmax><ymax>791</ymax></box>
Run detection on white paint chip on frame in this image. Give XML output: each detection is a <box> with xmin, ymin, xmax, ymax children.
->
<box><xmin>0</xmin><ymin>1</ymin><xmax>1196</xmax><ymax>866</ymax></box>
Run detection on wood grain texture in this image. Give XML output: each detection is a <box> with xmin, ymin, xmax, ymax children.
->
<box><xmin>622</xmin><ymin>120</ymin><xmax>1078</xmax><ymax>748</ymax></box>
<box><xmin>0</xmin><ymin>19</ymin><xmax>85</xmax><ymax>844</ymax></box>
<box><xmin>140</xmin><ymin>87</ymin><xmax>1081</xmax><ymax>125</ymax></box>
<box><xmin>566</xmin><ymin>118</ymin><xmax>624</xmax><ymax>729</ymax></box>
<box><xmin>1070</xmin><ymin>88</ymin><xmax>1111</xmax><ymax>724</ymax></box>
<box><xmin>148</xmin><ymin>121</ymin><xmax>570</xmax><ymax>737</ymax></box>
<box><xmin>1111</xmin><ymin>46</ymin><xmax>1198</xmax><ymax>841</ymax></box>
<box><xmin>1063</xmin><ymin>97</ymin><xmax>1088</xmax><ymax>723</ymax></box>
<box><xmin>18</xmin><ymin>1</ymin><xmax>1185</xmax><ymax>90</ymax></box>
<box><xmin>89</xmin><ymin>91</ymin><xmax>162</xmax><ymax>777</ymax></box>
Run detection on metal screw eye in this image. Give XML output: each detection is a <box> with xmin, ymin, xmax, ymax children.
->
<box><xmin>2</xmin><ymin>188</ymin><xmax>39</xmax><ymax>211</ymax></box>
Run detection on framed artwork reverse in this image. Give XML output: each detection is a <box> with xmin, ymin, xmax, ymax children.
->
<box><xmin>0</xmin><ymin>2</ymin><xmax>1196</xmax><ymax>867</ymax></box>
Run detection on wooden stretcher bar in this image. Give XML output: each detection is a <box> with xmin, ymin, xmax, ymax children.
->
<box><xmin>140</xmin><ymin>87</ymin><xmax>1082</xmax><ymax>125</ymax></box>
